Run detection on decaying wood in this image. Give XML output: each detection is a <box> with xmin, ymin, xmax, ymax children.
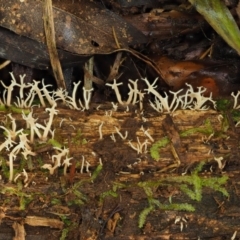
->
<box><xmin>0</xmin><ymin>105</ymin><xmax>240</xmax><ymax>239</ymax></box>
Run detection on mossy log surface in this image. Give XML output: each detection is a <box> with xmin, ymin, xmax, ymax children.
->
<box><xmin>0</xmin><ymin>104</ymin><xmax>239</xmax><ymax>240</ymax></box>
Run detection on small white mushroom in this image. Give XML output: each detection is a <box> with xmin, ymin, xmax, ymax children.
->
<box><xmin>62</xmin><ymin>157</ymin><xmax>73</xmax><ymax>175</ymax></box>
<box><xmin>231</xmin><ymin>91</ymin><xmax>240</xmax><ymax>109</ymax></box>
<box><xmin>66</xmin><ymin>81</ymin><xmax>84</xmax><ymax>110</ymax></box>
<box><xmin>115</xmin><ymin>126</ymin><xmax>128</xmax><ymax>140</ymax></box>
<box><xmin>99</xmin><ymin>121</ymin><xmax>104</xmax><ymax>140</ymax></box>
<box><xmin>1</xmin><ymin>73</ymin><xmax>19</xmax><ymax>106</ymax></box>
<box><xmin>42</xmin><ymin>164</ymin><xmax>58</xmax><ymax>175</ymax></box>
<box><xmin>42</xmin><ymin>104</ymin><xmax>59</xmax><ymax>141</ymax></box>
<box><xmin>41</xmin><ymin>79</ymin><xmax>55</xmax><ymax>106</ymax></box>
<box><xmin>83</xmin><ymin>87</ymin><xmax>93</xmax><ymax>110</ymax></box>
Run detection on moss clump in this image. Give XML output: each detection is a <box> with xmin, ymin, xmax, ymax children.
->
<box><xmin>0</xmin><ymin>185</ymin><xmax>33</xmax><ymax>210</ymax></box>
<box><xmin>62</xmin><ymin>164</ymin><xmax>103</xmax><ymax>206</ymax></box>
<box><xmin>72</xmin><ymin>129</ymin><xmax>87</xmax><ymax>145</ymax></box>
<box><xmin>216</xmin><ymin>99</ymin><xmax>231</xmax><ymax>111</ymax></box>
<box><xmin>150</xmin><ymin>137</ymin><xmax>169</xmax><ymax>161</ymax></box>
<box><xmin>150</xmin><ymin>119</ymin><xmax>214</xmax><ymax>161</ymax></box>
<box><xmin>48</xmin><ymin>138</ymin><xmax>63</xmax><ymax>148</ymax></box>
<box><xmin>137</xmin><ymin>161</ymin><xmax>229</xmax><ymax>228</ymax></box>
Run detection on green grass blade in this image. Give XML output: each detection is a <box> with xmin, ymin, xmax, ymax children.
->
<box><xmin>189</xmin><ymin>0</ymin><xmax>240</xmax><ymax>54</ymax></box>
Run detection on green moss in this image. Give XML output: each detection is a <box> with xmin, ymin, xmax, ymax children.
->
<box><xmin>0</xmin><ymin>156</ymin><xmax>9</xmax><ymax>179</ymax></box>
<box><xmin>216</xmin><ymin>99</ymin><xmax>231</xmax><ymax>111</ymax></box>
<box><xmin>0</xmin><ymin>105</ymin><xmax>6</xmax><ymax>111</ymax></box>
<box><xmin>150</xmin><ymin>119</ymin><xmax>214</xmax><ymax>161</ymax></box>
<box><xmin>19</xmin><ymin>155</ymin><xmax>27</xmax><ymax>171</ymax></box>
<box><xmin>37</xmin><ymin>156</ymin><xmax>43</xmax><ymax>166</ymax></box>
<box><xmin>62</xmin><ymin>164</ymin><xmax>103</xmax><ymax>206</ymax></box>
<box><xmin>9</xmin><ymin>106</ymin><xmax>30</xmax><ymax>114</ymax></box>
<box><xmin>150</xmin><ymin>137</ymin><xmax>169</xmax><ymax>160</ymax></box>
<box><xmin>72</xmin><ymin>129</ymin><xmax>87</xmax><ymax>145</ymax></box>
<box><xmin>136</xmin><ymin>162</ymin><xmax>229</xmax><ymax>228</ymax></box>
<box><xmin>60</xmin><ymin>228</ymin><xmax>69</xmax><ymax>240</ymax></box>
<box><xmin>180</xmin><ymin>119</ymin><xmax>214</xmax><ymax>137</ymax></box>
<box><xmin>48</xmin><ymin>138</ymin><xmax>63</xmax><ymax>148</ymax></box>
<box><xmin>231</xmin><ymin>109</ymin><xmax>240</xmax><ymax>122</ymax></box>
<box><xmin>1</xmin><ymin>186</ymin><xmax>33</xmax><ymax>210</ymax></box>
<box><xmin>158</xmin><ymin>202</ymin><xmax>195</xmax><ymax>211</ymax></box>
<box><xmin>138</xmin><ymin>205</ymin><xmax>154</xmax><ymax>228</ymax></box>
<box><xmin>99</xmin><ymin>182</ymin><xmax>126</xmax><ymax>203</ymax></box>
<box><xmin>90</xmin><ymin>164</ymin><xmax>103</xmax><ymax>182</ymax></box>
<box><xmin>51</xmin><ymin>198</ymin><xmax>62</xmax><ymax>205</ymax></box>
<box><xmin>100</xmin><ymin>190</ymin><xmax>118</xmax><ymax>202</ymax></box>
<box><xmin>59</xmin><ymin>216</ymin><xmax>78</xmax><ymax>240</ymax></box>
<box><xmin>0</xmin><ymin>105</ymin><xmax>29</xmax><ymax>113</ymax></box>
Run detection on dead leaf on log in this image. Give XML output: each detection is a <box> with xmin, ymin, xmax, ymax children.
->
<box><xmin>25</xmin><ymin>216</ymin><xmax>64</xmax><ymax>229</ymax></box>
<box><xmin>0</xmin><ymin>0</ymin><xmax>147</xmax><ymax>55</ymax></box>
<box><xmin>12</xmin><ymin>222</ymin><xmax>26</xmax><ymax>240</ymax></box>
<box><xmin>0</xmin><ymin>207</ymin><xmax>6</xmax><ymax>224</ymax></box>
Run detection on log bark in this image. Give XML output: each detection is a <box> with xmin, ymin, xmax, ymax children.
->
<box><xmin>0</xmin><ymin>104</ymin><xmax>239</xmax><ymax>239</ymax></box>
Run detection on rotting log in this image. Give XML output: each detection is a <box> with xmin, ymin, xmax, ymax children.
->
<box><xmin>0</xmin><ymin>104</ymin><xmax>240</xmax><ymax>240</ymax></box>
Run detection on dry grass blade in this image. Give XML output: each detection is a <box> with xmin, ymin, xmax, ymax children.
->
<box><xmin>43</xmin><ymin>0</ymin><xmax>66</xmax><ymax>89</ymax></box>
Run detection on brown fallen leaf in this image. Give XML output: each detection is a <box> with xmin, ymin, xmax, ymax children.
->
<box><xmin>152</xmin><ymin>56</ymin><xmax>240</xmax><ymax>97</ymax></box>
<box><xmin>153</xmin><ymin>56</ymin><xmax>204</xmax><ymax>88</ymax></box>
<box><xmin>0</xmin><ymin>0</ymin><xmax>147</xmax><ymax>55</ymax></box>
<box><xmin>0</xmin><ymin>27</ymin><xmax>89</xmax><ymax>70</ymax></box>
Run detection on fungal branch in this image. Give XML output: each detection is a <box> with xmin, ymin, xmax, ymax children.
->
<box><xmin>182</xmin><ymin>83</ymin><xmax>216</xmax><ymax>110</ymax></box>
<box><xmin>1</xmin><ymin>73</ymin><xmax>19</xmax><ymax>106</ymax></box>
<box><xmin>42</xmin><ymin>147</ymin><xmax>72</xmax><ymax>175</ymax></box>
<box><xmin>83</xmin><ymin>87</ymin><xmax>94</xmax><ymax>110</ymax></box>
<box><xmin>0</xmin><ymin>103</ymin><xmax>61</xmax><ymax>182</ymax></box>
<box><xmin>231</xmin><ymin>91</ymin><xmax>240</xmax><ymax>109</ymax></box>
<box><xmin>66</xmin><ymin>81</ymin><xmax>84</xmax><ymax>110</ymax></box>
<box><xmin>8</xmin><ymin>132</ymin><xmax>36</xmax><ymax>182</ymax></box>
<box><xmin>106</xmin><ymin>79</ymin><xmax>145</xmax><ymax>109</ymax></box>
<box><xmin>0</xmin><ymin>114</ymin><xmax>21</xmax><ymax>152</ymax></box>
<box><xmin>22</xmin><ymin>111</ymin><xmax>41</xmax><ymax>143</ymax></box>
<box><xmin>106</xmin><ymin>79</ymin><xmax>124</xmax><ymax>105</ymax></box>
<box><xmin>0</xmin><ymin>114</ymin><xmax>23</xmax><ymax>141</ymax></box>
<box><xmin>42</xmin><ymin>103</ymin><xmax>58</xmax><ymax>141</ymax></box>
<box><xmin>0</xmin><ymin>72</ymin><xmax>222</xmax><ymax>112</ymax></box>
<box><xmin>14</xmin><ymin>74</ymin><xmax>32</xmax><ymax>108</ymax></box>
<box><xmin>128</xmin><ymin>137</ymin><xmax>149</xmax><ymax>154</ymax></box>
<box><xmin>142</xmin><ymin>78</ymin><xmax>216</xmax><ymax>112</ymax></box>
<box><xmin>142</xmin><ymin>77</ymin><xmax>174</xmax><ymax>113</ymax></box>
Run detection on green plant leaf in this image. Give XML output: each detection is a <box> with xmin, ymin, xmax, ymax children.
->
<box><xmin>189</xmin><ymin>0</ymin><xmax>240</xmax><ymax>55</ymax></box>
